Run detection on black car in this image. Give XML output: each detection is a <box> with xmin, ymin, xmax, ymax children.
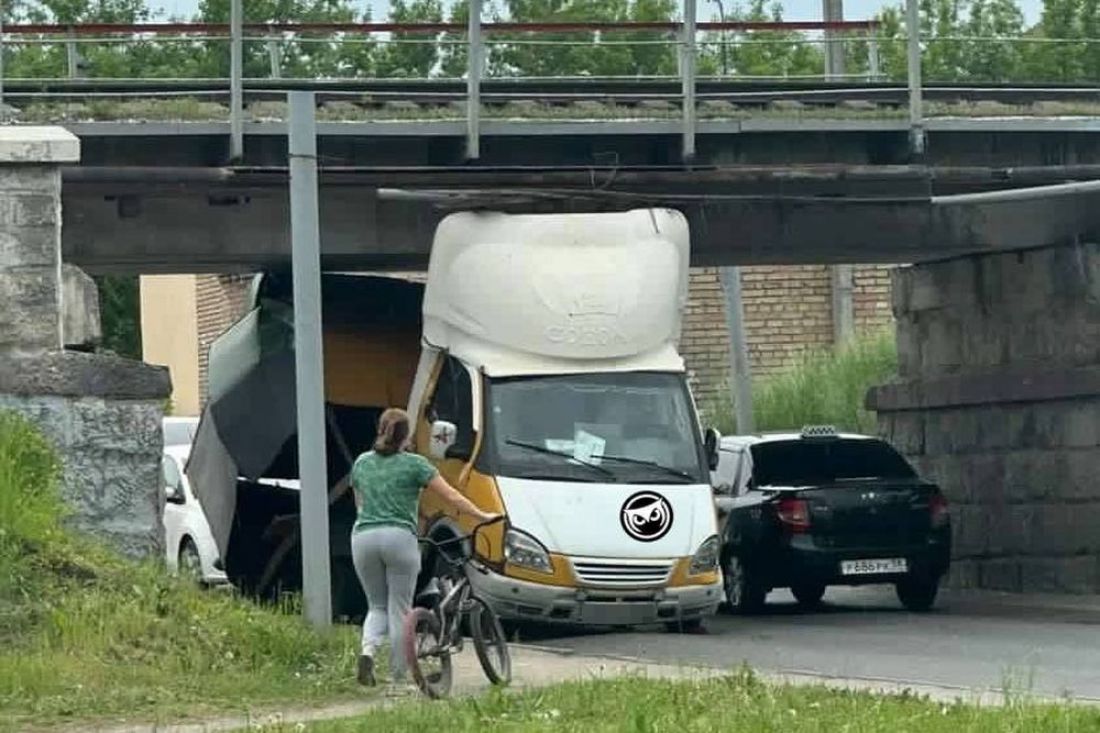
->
<box><xmin>710</xmin><ymin>426</ymin><xmax>951</xmax><ymax>613</ymax></box>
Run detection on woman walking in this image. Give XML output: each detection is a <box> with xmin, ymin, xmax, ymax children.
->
<box><xmin>350</xmin><ymin>408</ymin><xmax>498</xmax><ymax>691</ymax></box>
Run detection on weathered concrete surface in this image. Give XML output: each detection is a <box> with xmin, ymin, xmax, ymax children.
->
<box><xmin>0</xmin><ymin>126</ymin><xmax>81</xmax><ymax>163</ymax></box>
<box><xmin>869</xmin><ymin>242</ymin><xmax>1100</xmax><ymax>594</ymax></box>
<box><xmin>0</xmin><ymin>128</ymin><xmax>79</xmax><ymax>356</ymax></box>
<box><xmin>0</xmin><ymin>350</ymin><xmax>170</xmax><ymax>400</ymax></box>
<box><xmin>62</xmin><ymin>263</ymin><xmax>102</xmax><ymax>348</ymax></box>
<box><xmin>1</xmin><ymin>129</ymin><xmax>170</xmax><ymax>558</ymax></box>
<box><xmin>0</xmin><ymin>352</ymin><xmax>171</xmax><ymax>557</ymax></box>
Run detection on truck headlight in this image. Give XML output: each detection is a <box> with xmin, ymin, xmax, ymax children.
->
<box><xmin>689</xmin><ymin>535</ymin><xmax>720</xmax><ymax>575</ymax></box>
<box><xmin>504</xmin><ymin>528</ymin><xmax>553</xmax><ymax>574</ymax></box>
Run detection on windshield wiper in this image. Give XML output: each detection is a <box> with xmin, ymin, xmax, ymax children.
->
<box><xmin>504</xmin><ymin>439</ymin><xmax>616</xmax><ymax>481</ymax></box>
<box><xmin>595</xmin><ymin>453</ymin><xmax>697</xmax><ymax>483</ymax></box>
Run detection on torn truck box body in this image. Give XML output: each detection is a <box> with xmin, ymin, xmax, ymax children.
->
<box><xmin>186</xmin><ymin>272</ymin><xmax>423</xmax><ymax>613</ymax></box>
<box><xmin>187</xmin><ymin>208</ymin><xmax>721</xmax><ymax>624</ymax></box>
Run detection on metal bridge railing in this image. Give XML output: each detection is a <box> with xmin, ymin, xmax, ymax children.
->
<box><xmin>0</xmin><ymin>1</ymin><xmax>952</xmax><ymax>160</ymax></box>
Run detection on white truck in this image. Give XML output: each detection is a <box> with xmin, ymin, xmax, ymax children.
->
<box><xmin>188</xmin><ymin>208</ymin><xmax>723</xmax><ymax>628</ymax></box>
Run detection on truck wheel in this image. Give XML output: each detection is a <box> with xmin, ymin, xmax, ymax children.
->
<box><xmin>723</xmin><ymin>555</ymin><xmax>767</xmax><ymax>615</ymax></box>
<box><xmin>896</xmin><ymin>576</ymin><xmax>940</xmax><ymax>612</ymax></box>
<box><xmin>791</xmin><ymin>582</ymin><xmax>827</xmax><ymax>609</ymax></box>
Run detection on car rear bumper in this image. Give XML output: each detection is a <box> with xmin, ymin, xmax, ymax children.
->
<box><xmin>468</xmin><ymin>567</ymin><xmax>722</xmax><ymax>626</ymax></box>
<box><xmin>768</xmin><ymin>536</ymin><xmax>952</xmax><ymax>587</ymax></box>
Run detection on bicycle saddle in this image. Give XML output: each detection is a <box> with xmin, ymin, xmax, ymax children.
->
<box><xmin>415</xmin><ymin>577</ymin><xmax>442</xmax><ymax>609</ymax></box>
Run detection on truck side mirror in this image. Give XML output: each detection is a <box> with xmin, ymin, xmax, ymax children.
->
<box><xmin>704</xmin><ymin>427</ymin><xmax>721</xmax><ymax>471</ymax></box>
<box><xmin>429</xmin><ymin>420</ymin><xmax>458</xmax><ymax>461</ymax></box>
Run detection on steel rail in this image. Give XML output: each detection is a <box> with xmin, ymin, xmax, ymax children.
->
<box><xmin>2</xmin><ymin>80</ymin><xmax>1099</xmax><ymax>108</ymax></box>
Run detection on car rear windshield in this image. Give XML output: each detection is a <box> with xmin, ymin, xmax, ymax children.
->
<box><xmin>750</xmin><ymin>438</ymin><xmax>916</xmax><ymax>486</ymax></box>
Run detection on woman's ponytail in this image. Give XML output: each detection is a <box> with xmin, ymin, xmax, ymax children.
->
<box><xmin>373</xmin><ymin>408</ymin><xmax>411</xmax><ymax>456</ymax></box>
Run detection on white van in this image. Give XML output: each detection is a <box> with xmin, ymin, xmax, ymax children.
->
<box><xmin>412</xmin><ymin>209</ymin><xmax>723</xmax><ymax>630</ymax></box>
<box><xmin>188</xmin><ymin>208</ymin><xmax>723</xmax><ymax>625</ymax></box>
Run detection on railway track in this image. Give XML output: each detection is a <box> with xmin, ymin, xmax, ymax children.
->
<box><xmin>4</xmin><ymin>78</ymin><xmax>1100</xmax><ymax>108</ymax></box>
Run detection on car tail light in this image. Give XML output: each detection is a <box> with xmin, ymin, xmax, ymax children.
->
<box><xmin>777</xmin><ymin>497</ymin><xmax>811</xmax><ymax>533</ymax></box>
<box><xmin>929</xmin><ymin>492</ymin><xmax>950</xmax><ymax>528</ymax></box>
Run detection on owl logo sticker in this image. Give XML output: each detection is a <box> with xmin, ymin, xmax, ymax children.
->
<box><xmin>620</xmin><ymin>491</ymin><xmax>673</xmax><ymax>542</ymax></box>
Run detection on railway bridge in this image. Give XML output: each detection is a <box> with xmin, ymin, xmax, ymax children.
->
<box><xmin>1</xmin><ymin>19</ymin><xmax>1099</xmax><ymax>602</ymax></box>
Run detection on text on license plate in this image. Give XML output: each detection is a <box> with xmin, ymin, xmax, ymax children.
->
<box><xmin>840</xmin><ymin>558</ymin><xmax>908</xmax><ymax>576</ymax></box>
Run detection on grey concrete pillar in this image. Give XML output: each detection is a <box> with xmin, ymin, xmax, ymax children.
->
<box><xmin>868</xmin><ymin>243</ymin><xmax>1100</xmax><ymax>595</ymax></box>
<box><xmin>0</xmin><ymin>127</ymin><xmax>172</xmax><ymax>559</ymax></box>
<box><xmin>0</xmin><ymin>127</ymin><xmax>80</xmax><ymax>357</ymax></box>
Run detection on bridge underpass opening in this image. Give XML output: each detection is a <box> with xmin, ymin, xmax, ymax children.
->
<box><xmin>6</xmin><ymin>120</ymin><xmax>1100</xmax><ymax>606</ymax></box>
<box><xmin>92</xmin><ymin>174</ymin><xmax>1100</xmax><ymax>599</ymax></box>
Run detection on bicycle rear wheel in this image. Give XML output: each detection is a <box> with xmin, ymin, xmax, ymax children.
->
<box><xmin>404</xmin><ymin>607</ymin><xmax>453</xmax><ymax>698</ymax></box>
<box><xmin>469</xmin><ymin>597</ymin><xmax>511</xmax><ymax>686</ymax></box>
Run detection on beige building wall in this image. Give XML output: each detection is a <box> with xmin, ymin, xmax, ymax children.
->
<box><xmin>140</xmin><ymin>274</ymin><xmax>201</xmax><ymax>416</ymax></box>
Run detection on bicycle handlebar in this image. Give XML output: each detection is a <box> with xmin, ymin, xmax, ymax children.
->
<box><xmin>418</xmin><ymin>515</ymin><xmax>505</xmax><ymax>555</ymax></box>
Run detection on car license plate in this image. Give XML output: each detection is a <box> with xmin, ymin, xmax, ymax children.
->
<box><xmin>840</xmin><ymin>558</ymin><xmax>908</xmax><ymax>576</ymax></box>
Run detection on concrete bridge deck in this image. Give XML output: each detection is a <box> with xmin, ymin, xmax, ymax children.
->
<box><xmin>62</xmin><ymin>163</ymin><xmax>1100</xmax><ymax>273</ymax></box>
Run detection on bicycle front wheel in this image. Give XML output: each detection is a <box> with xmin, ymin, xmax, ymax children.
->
<box><xmin>404</xmin><ymin>607</ymin><xmax>453</xmax><ymax>699</ymax></box>
<box><xmin>469</xmin><ymin>597</ymin><xmax>512</xmax><ymax>686</ymax></box>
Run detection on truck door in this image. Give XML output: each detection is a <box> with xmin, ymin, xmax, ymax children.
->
<box><xmin>417</xmin><ymin>354</ymin><xmax>477</xmax><ymax>522</ymax></box>
<box><xmin>416</xmin><ymin>354</ymin><xmax>506</xmax><ymax>562</ymax></box>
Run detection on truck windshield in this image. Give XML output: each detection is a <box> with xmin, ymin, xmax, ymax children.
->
<box><xmin>749</xmin><ymin>438</ymin><xmax>917</xmax><ymax>486</ymax></box>
<box><xmin>485</xmin><ymin>372</ymin><xmax>707</xmax><ymax>484</ymax></box>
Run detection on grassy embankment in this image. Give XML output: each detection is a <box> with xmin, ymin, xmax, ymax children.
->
<box><xmin>0</xmin><ymin>411</ymin><xmax>364</xmax><ymax>731</ymax></box>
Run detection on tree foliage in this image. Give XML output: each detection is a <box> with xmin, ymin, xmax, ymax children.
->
<box><xmin>4</xmin><ymin>0</ymin><xmax>1099</xmax><ymax>83</ymax></box>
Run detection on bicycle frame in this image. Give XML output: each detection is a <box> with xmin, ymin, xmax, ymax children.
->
<box><xmin>418</xmin><ymin>517</ymin><xmax>502</xmax><ymax>653</ymax></box>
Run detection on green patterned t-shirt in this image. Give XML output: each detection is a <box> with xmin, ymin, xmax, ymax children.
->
<box><xmin>351</xmin><ymin>451</ymin><xmax>439</xmax><ymax>535</ymax></box>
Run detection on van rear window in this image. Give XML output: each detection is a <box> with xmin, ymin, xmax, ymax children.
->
<box><xmin>750</xmin><ymin>439</ymin><xmax>916</xmax><ymax>486</ymax></box>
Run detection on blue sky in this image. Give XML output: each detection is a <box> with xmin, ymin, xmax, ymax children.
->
<box><xmin>152</xmin><ymin>0</ymin><xmax>1044</xmax><ymax>27</ymax></box>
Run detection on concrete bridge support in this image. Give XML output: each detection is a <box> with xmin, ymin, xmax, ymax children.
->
<box><xmin>870</xmin><ymin>243</ymin><xmax>1100</xmax><ymax>594</ymax></box>
<box><xmin>0</xmin><ymin>128</ymin><xmax>170</xmax><ymax>557</ymax></box>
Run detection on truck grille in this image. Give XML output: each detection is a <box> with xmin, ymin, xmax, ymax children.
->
<box><xmin>570</xmin><ymin>557</ymin><xmax>674</xmax><ymax>587</ymax></box>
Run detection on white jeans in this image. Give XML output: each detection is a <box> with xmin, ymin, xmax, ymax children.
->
<box><xmin>350</xmin><ymin>526</ymin><xmax>420</xmax><ymax>681</ymax></box>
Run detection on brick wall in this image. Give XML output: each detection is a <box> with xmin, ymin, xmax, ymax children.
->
<box><xmin>195</xmin><ymin>274</ymin><xmax>252</xmax><ymax>406</ymax></box>
<box><xmin>681</xmin><ymin>265</ymin><xmax>895</xmax><ymax>408</ymax></box>
<box><xmin>185</xmin><ymin>268</ymin><xmax>893</xmax><ymax>413</ymax></box>
<box><xmin>853</xmin><ymin>264</ymin><xmax>894</xmax><ymax>332</ymax></box>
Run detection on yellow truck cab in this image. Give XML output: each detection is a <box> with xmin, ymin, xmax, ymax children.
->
<box><xmin>406</xmin><ymin>208</ymin><xmax>723</xmax><ymax>629</ymax></box>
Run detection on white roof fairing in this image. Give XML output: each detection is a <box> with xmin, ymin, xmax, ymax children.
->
<box><xmin>422</xmin><ymin>209</ymin><xmax>691</xmax><ymax>377</ymax></box>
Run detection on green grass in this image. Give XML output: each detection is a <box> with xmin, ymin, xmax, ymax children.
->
<box><xmin>259</xmin><ymin>673</ymin><xmax>1100</xmax><ymax>732</ymax></box>
<box><xmin>709</xmin><ymin>329</ymin><xmax>898</xmax><ymax>435</ymax></box>
<box><xmin>0</xmin><ymin>411</ymin><xmax>366</xmax><ymax>731</ymax></box>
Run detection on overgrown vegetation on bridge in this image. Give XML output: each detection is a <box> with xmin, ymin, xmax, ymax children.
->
<box><xmin>710</xmin><ymin>329</ymin><xmax>898</xmax><ymax>435</ymax></box>
<box><xmin>0</xmin><ymin>411</ymin><xmax>363</xmax><ymax>731</ymax></box>
<box><xmin>5</xmin><ymin>0</ymin><xmax>1100</xmax><ymax>84</ymax></box>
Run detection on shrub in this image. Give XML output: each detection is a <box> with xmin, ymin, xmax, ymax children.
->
<box><xmin>708</xmin><ymin>329</ymin><xmax>898</xmax><ymax>435</ymax></box>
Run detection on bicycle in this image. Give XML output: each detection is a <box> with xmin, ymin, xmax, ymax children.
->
<box><xmin>403</xmin><ymin>516</ymin><xmax>512</xmax><ymax>699</ymax></box>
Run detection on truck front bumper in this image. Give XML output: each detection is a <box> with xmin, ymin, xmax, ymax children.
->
<box><xmin>468</xmin><ymin>567</ymin><xmax>722</xmax><ymax>626</ymax></box>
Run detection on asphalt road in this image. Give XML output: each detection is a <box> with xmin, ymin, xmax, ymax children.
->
<box><xmin>514</xmin><ymin>586</ymin><xmax>1100</xmax><ymax>702</ymax></box>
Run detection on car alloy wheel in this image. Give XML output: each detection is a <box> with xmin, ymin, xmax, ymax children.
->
<box><xmin>723</xmin><ymin>555</ymin><xmax>766</xmax><ymax>614</ymax></box>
